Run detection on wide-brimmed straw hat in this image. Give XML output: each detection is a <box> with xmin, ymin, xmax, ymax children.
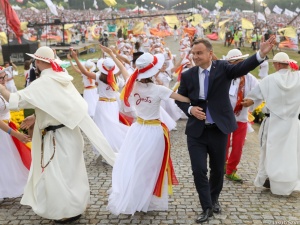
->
<box><xmin>26</xmin><ymin>46</ymin><xmax>56</xmax><ymax>63</ymax></box>
<box><xmin>225</xmin><ymin>49</ymin><xmax>249</xmax><ymax>61</ymax></box>
<box><xmin>135</xmin><ymin>53</ymin><xmax>165</xmax><ymax>80</ymax></box>
<box><xmin>85</xmin><ymin>60</ymin><xmax>96</xmax><ymax>72</ymax></box>
<box><xmin>26</xmin><ymin>46</ymin><xmax>63</xmax><ymax>72</ymax></box>
<box><xmin>268</xmin><ymin>52</ymin><xmax>297</xmax><ymax>64</ymax></box>
<box><xmin>97</xmin><ymin>58</ymin><xmax>119</xmax><ymax>75</ymax></box>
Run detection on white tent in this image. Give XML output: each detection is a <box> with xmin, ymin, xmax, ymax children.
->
<box><xmin>187</xmin><ymin>8</ymin><xmax>199</xmax><ymax>13</ymax></box>
<box><xmin>12</xmin><ymin>5</ymin><xmax>21</xmax><ymax>10</ymax></box>
<box><xmin>151</xmin><ymin>7</ymin><xmax>157</xmax><ymax>11</ymax></box>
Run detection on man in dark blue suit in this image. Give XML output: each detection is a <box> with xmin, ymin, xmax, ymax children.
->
<box><xmin>175</xmin><ymin>37</ymin><xmax>275</xmax><ymax>223</ymax></box>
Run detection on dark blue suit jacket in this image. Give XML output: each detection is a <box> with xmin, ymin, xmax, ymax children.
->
<box><xmin>175</xmin><ymin>54</ymin><xmax>262</xmax><ymax>138</ymax></box>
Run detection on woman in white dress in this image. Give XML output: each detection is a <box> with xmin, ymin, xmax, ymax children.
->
<box><xmin>67</xmin><ymin>56</ymin><xmax>99</xmax><ymax>118</ymax></box>
<box><xmin>0</xmin><ymin>69</ymin><xmax>31</xmax><ymax>201</ymax></box>
<box><xmin>107</xmin><ymin>52</ymin><xmax>190</xmax><ymax>215</ymax></box>
<box><xmin>71</xmin><ymin>47</ymin><xmax>130</xmax><ymax>153</ymax></box>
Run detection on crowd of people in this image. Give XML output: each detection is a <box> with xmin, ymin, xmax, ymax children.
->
<box><xmin>1</xmin><ymin>7</ymin><xmax>300</xmax><ymax>224</ymax></box>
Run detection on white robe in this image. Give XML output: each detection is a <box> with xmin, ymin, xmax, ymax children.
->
<box><xmin>246</xmin><ymin>69</ymin><xmax>300</xmax><ymax>195</ymax></box>
<box><xmin>9</xmin><ymin>68</ymin><xmax>116</xmax><ymax>219</ymax></box>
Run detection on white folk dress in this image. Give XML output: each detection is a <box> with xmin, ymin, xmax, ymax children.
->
<box><xmin>82</xmin><ymin>74</ymin><xmax>98</xmax><ymax>117</ymax></box>
<box><xmin>9</xmin><ymin>68</ymin><xmax>116</xmax><ymax>220</ymax></box>
<box><xmin>246</xmin><ymin>69</ymin><xmax>300</xmax><ymax>195</ymax></box>
<box><xmin>93</xmin><ymin>75</ymin><xmax>129</xmax><ymax>153</ymax></box>
<box><xmin>0</xmin><ymin>96</ymin><xmax>29</xmax><ymax>198</ymax></box>
<box><xmin>107</xmin><ymin>82</ymin><xmax>173</xmax><ymax>215</ymax></box>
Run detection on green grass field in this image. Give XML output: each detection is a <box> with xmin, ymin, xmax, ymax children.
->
<box><xmin>2</xmin><ymin>40</ymin><xmax>299</xmax><ymax>93</ymax></box>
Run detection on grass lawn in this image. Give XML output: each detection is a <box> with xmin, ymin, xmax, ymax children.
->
<box><xmin>1</xmin><ymin>39</ymin><xmax>300</xmax><ymax>93</ymax></box>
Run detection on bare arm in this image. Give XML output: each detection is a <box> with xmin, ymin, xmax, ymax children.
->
<box><xmin>0</xmin><ymin>121</ymin><xmax>31</xmax><ymax>143</ymax></box>
<box><xmin>67</xmin><ymin>54</ymin><xmax>81</xmax><ymax>74</ymax></box>
<box><xmin>170</xmin><ymin>92</ymin><xmax>190</xmax><ymax>103</ymax></box>
<box><xmin>0</xmin><ymin>84</ymin><xmax>10</xmax><ymax>102</ymax></box>
<box><xmin>99</xmin><ymin>44</ymin><xmax>130</xmax><ymax>81</ymax></box>
<box><xmin>70</xmin><ymin>50</ymin><xmax>96</xmax><ymax>79</ymax></box>
<box><xmin>110</xmin><ymin>46</ymin><xmax>131</xmax><ymax>65</ymax></box>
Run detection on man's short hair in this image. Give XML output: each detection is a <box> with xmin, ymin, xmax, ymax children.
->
<box><xmin>192</xmin><ymin>38</ymin><xmax>213</xmax><ymax>51</ymax></box>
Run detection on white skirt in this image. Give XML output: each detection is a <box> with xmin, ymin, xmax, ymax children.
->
<box><xmin>93</xmin><ymin>100</ymin><xmax>129</xmax><ymax>153</ymax></box>
<box><xmin>83</xmin><ymin>88</ymin><xmax>99</xmax><ymax>117</ymax></box>
<box><xmin>107</xmin><ymin>123</ymin><xmax>168</xmax><ymax>215</ymax></box>
<box><xmin>0</xmin><ymin>130</ymin><xmax>29</xmax><ymax>198</ymax></box>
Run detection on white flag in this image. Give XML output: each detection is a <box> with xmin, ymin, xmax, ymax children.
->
<box><xmin>83</xmin><ymin>1</ymin><xmax>85</xmax><ymax>10</ymax></box>
<box><xmin>265</xmin><ymin>7</ymin><xmax>271</xmax><ymax>15</ymax></box>
<box><xmin>273</xmin><ymin>5</ymin><xmax>283</xmax><ymax>14</ymax></box>
<box><xmin>245</xmin><ymin>0</ymin><xmax>253</xmax><ymax>4</ymax></box>
<box><xmin>296</xmin><ymin>7</ymin><xmax>300</xmax><ymax>13</ymax></box>
<box><xmin>44</xmin><ymin>0</ymin><xmax>58</xmax><ymax>16</ymax></box>
<box><xmin>257</xmin><ymin>12</ymin><xmax>266</xmax><ymax>22</ymax></box>
<box><xmin>30</xmin><ymin>6</ymin><xmax>40</xmax><ymax>13</ymax></box>
<box><xmin>284</xmin><ymin>8</ymin><xmax>295</xmax><ymax>17</ymax></box>
<box><xmin>93</xmin><ymin>0</ymin><xmax>98</xmax><ymax>9</ymax></box>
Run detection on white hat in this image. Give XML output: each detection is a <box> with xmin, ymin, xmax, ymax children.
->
<box><xmin>225</xmin><ymin>49</ymin><xmax>249</xmax><ymax>61</ymax></box>
<box><xmin>268</xmin><ymin>52</ymin><xmax>297</xmax><ymax>64</ymax></box>
<box><xmin>85</xmin><ymin>60</ymin><xmax>96</xmax><ymax>72</ymax></box>
<box><xmin>135</xmin><ymin>53</ymin><xmax>165</xmax><ymax>80</ymax></box>
<box><xmin>26</xmin><ymin>46</ymin><xmax>55</xmax><ymax>63</ymax></box>
<box><xmin>97</xmin><ymin>58</ymin><xmax>119</xmax><ymax>75</ymax></box>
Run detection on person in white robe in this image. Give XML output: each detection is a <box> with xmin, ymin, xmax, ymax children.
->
<box><xmin>242</xmin><ymin>52</ymin><xmax>300</xmax><ymax>196</ymax></box>
<box><xmin>0</xmin><ymin>46</ymin><xmax>116</xmax><ymax>222</ymax></box>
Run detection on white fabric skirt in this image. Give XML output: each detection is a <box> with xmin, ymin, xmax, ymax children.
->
<box><xmin>93</xmin><ymin>100</ymin><xmax>129</xmax><ymax>153</ymax></box>
<box><xmin>107</xmin><ymin>123</ymin><xmax>168</xmax><ymax>215</ymax></box>
<box><xmin>0</xmin><ymin>130</ymin><xmax>29</xmax><ymax>198</ymax></box>
<box><xmin>83</xmin><ymin>88</ymin><xmax>99</xmax><ymax>117</ymax></box>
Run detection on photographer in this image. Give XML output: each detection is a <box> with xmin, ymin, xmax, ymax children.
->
<box><xmin>99</xmin><ymin>31</ymin><xmax>109</xmax><ymax>47</ymax></box>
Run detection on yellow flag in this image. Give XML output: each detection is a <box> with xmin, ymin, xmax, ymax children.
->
<box><xmin>133</xmin><ymin>22</ymin><xmax>145</xmax><ymax>35</ymax></box>
<box><xmin>103</xmin><ymin>0</ymin><xmax>117</xmax><ymax>7</ymax></box>
<box><xmin>164</xmin><ymin>16</ymin><xmax>180</xmax><ymax>28</ymax></box>
<box><xmin>21</xmin><ymin>22</ymin><xmax>28</xmax><ymax>31</ymax></box>
<box><xmin>201</xmin><ymin>22</ymin><xmax>213</xmax><ymax>29</ymax></box>
<box><xmin>186</xmin><ymin>14</ymin><xmax>203</xmax><ymax>27</ymax></box>
<box><xmin>0</xmin><ymin>32</ymin><xmax>7</xmax><ymax>44</ymax></box>
<box><xmin>150</xmin><ymin>17</ymin><xmax>162</xmax><ymax>27</ymax></box>
<box><xmin>278</xmin><ymin>27</ymin><xmax>297</xmax><ymax>38</ymax></box>
<box><xmin>241</xmin><ymin>18</ymin><xmax>254</xmax><ymax>29</ymax></box>
<box><xmin>219</xmin><ymin>25</ymin><xmax>226</xmax><ymax>40</ymax></box>
<box><xmin>218</xmin><ymin>18</ymin><xmax>231</xmax><ymax>27</ymax></box>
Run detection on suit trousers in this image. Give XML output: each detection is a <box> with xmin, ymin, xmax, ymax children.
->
<box><xmin>226</xmin><ymin>122</ymin><xmax>248</xmax><ymax>175</ymax></box>
<box><xmin>187</xmin><ymin>125</ymin><xmax>227</xmax><ymax>211</ymax></box>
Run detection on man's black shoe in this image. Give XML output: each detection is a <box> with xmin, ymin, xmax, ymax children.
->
<box><xmin>54</xmin><ymin>214</ymin><xmax>81</xmax><ymax>224</ymax></box>
<box><xmin>196</xmin><ymin>208</ymin><xmax>213</xmax><ymax>223</ymax></box>
<box><xmin>263</xmin><ymin>178</ymin><xmax>270</xmax><ymax>189</ymax></box>
<box><xmin>212</xmin><ymin>200</ymin><xmax>221</xmax><ymax>213</ymax></box>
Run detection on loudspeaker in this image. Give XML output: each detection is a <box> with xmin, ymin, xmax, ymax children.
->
<box><xmin>54</xmin><ymin>19</ymin><xmax>61</xmax><ymax>25</ymax></box>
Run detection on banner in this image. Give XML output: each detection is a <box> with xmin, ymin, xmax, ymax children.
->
<box><xmin>273</xmin><ymin>5</ymin><xmax>283</xmax><ymax>14</ymax></box>
<box><xmin>44</xmin><ymin>0</ymin><xmax>58</xmax><ymax>16</ymax></box>
<box><xmin>257</xmin><ymin>12</ymin><xmax>266</xmax><ymax>22</ymax></box>
<box><xmin>284</xmin><ymin>9</ymin><xmax>296</xmax><ymax>17</ymax></box>
<box><xmin>0</xmin><ymin>0</ymin><xmax>23</xmax><ymax>43</ymax></box>
<box><xmin>265</xmin><ymin>7</ymin><xmax>271</xmax><ymax>15</ymax></box>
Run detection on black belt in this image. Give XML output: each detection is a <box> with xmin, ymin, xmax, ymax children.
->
<box><xmin>44</xmin><ymin>124</ymin><xmax>65</xmax><ymax>132</ymax></box>
<box><xmin>204</xmin><ymin>123</ymin><xmax>217</xmax><ymax>129</ymax></box>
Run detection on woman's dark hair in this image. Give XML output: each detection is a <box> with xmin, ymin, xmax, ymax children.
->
<box><xmin>24</xmin><ymin>60</ymin><xmax>31</xmax><ymax>70</ymax></box>
<box><xmin>99</xmin><ymin>73</ymin><xmax>108</xmax><ymax>84</ymax></box>
<box><xmin>135</xmin><ymin>42</ymin><xmax>141</xmax><ymax>51</ymax></box>
<box><xmin>139</xmin><ymin>78</ymin><xmax>153</xmax><ymax>83</ymax></box>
